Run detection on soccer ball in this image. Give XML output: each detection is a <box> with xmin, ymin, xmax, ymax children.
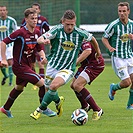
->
<box><xmin>71</xmin><ymin>109</ymin><xmax>88</xmax><ymax>126</ymax></box>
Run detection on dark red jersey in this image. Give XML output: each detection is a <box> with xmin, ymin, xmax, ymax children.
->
<box><xmin>3</xmin><ymin>26</ymin><xmax>43</xmax><ymax>68</ymax></box>
<box><xmin>21</xmin><ymin>15</ymin><xmax>49</xmax><ymax>34</ymax></box>
<box><xmin>80</xmin><ymin>41</ymin><xmax>104</xmax><ymax>68</ymax></box>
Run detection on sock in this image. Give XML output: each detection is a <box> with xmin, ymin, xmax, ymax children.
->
<box><xmin>1</xmin><ymin>67</ymin><xmax>8</xmax><ymax>78</ymax></box>
<box><xmin>112</xmin><ymin>83</ymin><xmax>121</xmax><ymax>91</ymax></box>
<box><xmin>74</xmin><ymin>91</ymin><xmax>88</xmax><ymax>109</ymax></box>
<box><xmin>80</xmin><ymin>88</ymin><xmax>100</xmax><ymax>111</ymax></box>
<box><xmin>39</xmin><ymin>68</ymin><xmax>44</xmax><ymax>79</ymax></box>
<box><xmin>8</xmin><ymin>66</ymin><xmax>13</xmax><ymax>84</ymax></box>
<box><xmin>39</xmin><ymin>89</ymin><xmax>59</xmax><ymax>110</ymax></box>
<box><xmin>38</xmin><ymin>85</ymin><xmax>45</xmax><ymax>103</ymax></box>
<box><xmin>4</xmin><ymin>88</ymin><xmax>23</xmax><ymax>110</ymax></box>
<box><xmin>127</xmin><ymin>89</ymin><xmax>133</xmax><ymax>106</ymax></box>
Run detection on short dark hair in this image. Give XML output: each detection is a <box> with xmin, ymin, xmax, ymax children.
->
<box><xmin>24</xmin><ymin>8</ymin><xmax>37</xmax><ymax>18</ymax></box>
<box><xmin>32</xmin><ymin>3</ymin><xmax>40</xmax><ymax>9</ymax></box>
<box><xmin>62</xmin><ymin>10</ymin><xmax>76</xmax><ymax>20</ymax></box>
<box><xmin>118</xmin><ymin>2</ymin><xmax>130</xmax><ymax>10</ymax></box>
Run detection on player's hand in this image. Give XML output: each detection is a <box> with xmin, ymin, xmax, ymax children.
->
<box><xmin>1</xmin><ymin>60</ymin><xmax>8</xmax><ymax>67</ymax></box>
<box><xmin>129</xmin><ymin>34</ymin><xmax>133</xmax><ymax>40</ymax></box>
<box><xmin>43</xmin><ymin>39</ymin><xmax>50</xmax><ymax>44</ymax></box>
<box><xmin>95</xmin><ymin>52</ymin><xmax>101</xmax><ymax>60</ymax></box>
<box><xmin>109</xmin><ymin>47</ymin><xmax>116</xmax><ymax>52</ymax></box>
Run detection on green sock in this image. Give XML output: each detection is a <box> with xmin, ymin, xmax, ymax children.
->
<box><xmin>1</xmin><ymin>67</ymin><xmax>8</xmax><ymax>78</ymax></box>
<box><xmin>8</xmin><ymin>66</ymin><xmax>13</xmax><ymax>84</ymax></box>
<box><xmin>127</xmin><ymin>89</ymin><xmax>133</xmax><ymax>106</ymax></box>
<box><xmin>112</xmin><ymin>83</ymin><xmax>121</xmax><ymax>91</ymax></box>
<box><xmin>40</xmin><ymin>89</ymin><xmax>59</xmax><ymax>110</ymax></box>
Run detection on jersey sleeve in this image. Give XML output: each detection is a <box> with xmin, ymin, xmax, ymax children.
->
<box><xmin>82</xmin><ymin>41</ymin><xmax>92</xmax><ymax>51</ymax></box>
<box><xmin>12</xmin><ymin>19</ymin><xmax>18</xmax><ymax>31</ymax></box>
<box><xmin>103</xmin><ymin>23</ymin><xmax>114</xmax><ymax>39</ymax></box>
<box><xmin>42</xmin><ymin>25</ymin><xmax>58</xmax><ymax>39</ymax></box>
<box><xmin>36</xmin><ymin>30</ymin><xmax>44</xmax><ymax>52</ymax></box>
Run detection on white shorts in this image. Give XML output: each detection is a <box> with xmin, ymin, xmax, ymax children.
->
<box><xmin>45</xmin><ymin>63</ymin><xmax>74</xmax><ymax>88</ymax></box>
<box><xmin>6</xmin><ymin>44</ymin><xmax>13</xmax><ymax>60</ymax></box>
<box><xmin>111</xmin><ymin>56</ymin><xmax>133</xmax><ymax>80</ymax></box>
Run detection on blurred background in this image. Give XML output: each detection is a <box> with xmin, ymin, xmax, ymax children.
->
<box><xmin>0</xmin><ymin>0</ymin><xmax>133</xmax><ymax>61</ymax></box>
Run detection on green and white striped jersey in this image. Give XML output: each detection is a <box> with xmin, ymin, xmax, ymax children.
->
<box><xmin>43</xmin><ymin>24</ymin><xmax>93</xmax><ymax>72</ymax></box>
<box><xmin>0</xmin><ymin>16</ymin><xmax>17</xmax><ymax>46</ymax></box>
<box><xmin>103</xmin><ymin>18</ymin><xmax>133</xmax><ymax>58</ymax></box>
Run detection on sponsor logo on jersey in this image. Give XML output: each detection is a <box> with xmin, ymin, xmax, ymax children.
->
<box><xmin>0</xmin><ymin>25</ymin><xmax>7</xmax><ymax>32</ymax></box>
<box><xmin>120</xmin><ymin>33</ymin><xmax>129</xmax><ymax>42</ymax></box>
<box><xmin>61</xmin><ymin>41</ymin><xmax>75</xmax><ymax>51</ymax></box>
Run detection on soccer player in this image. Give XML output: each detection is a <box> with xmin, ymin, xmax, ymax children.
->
<box><xmin>30</xmin><ymin>10</ymin><xmax>101</xmax><ymax>120</ymax></box>
<box><xmin>70</xmin><ymin>41</ymin><xmax>104</xmax><ymax>120</ymax></box>
<box><xmin>102</xmin><ymin>2</ymin><xmax>133</xmax><ymax>109</ymax></box>
<box><xmin>21</xmin><ymin>3</ymin><xmax>50</xmax><ymax>88</ymax></box>
<box><xmin>0</xmin><ymin>8</ymin><xmax>56</xmax><ymax>118</ymax></box>
<box><xmin>0</xmin><ymin>5</ymin><xmax>18</xmax><ymax>86</ymax></box>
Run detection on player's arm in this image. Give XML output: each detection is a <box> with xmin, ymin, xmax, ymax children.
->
<box><xmin>102</xmin><ymin>37</ymin><xmax>116</xmax><ymax>52</ymax></box>
<box><xmin>1</xmin><ymin>41</ymin><xmax>8</xmax><ymax>67</ymax></box>
<box><xmin>90</xmin><ymin>36</ymin><xmax>101</xmax><ymax>59</ymax></box>
<box><xmin>37</xmin><ymin>36</ymin><xmax>50</xmax><ymax>45</ymax></box>
<box><xmin>76</xmin><ymin>49</ymin><xmax>91</xmax><ymax>66</ymax></box>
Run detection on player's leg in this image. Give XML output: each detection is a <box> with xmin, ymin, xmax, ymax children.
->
<box><xmin>109</xmin><ymin>57</ymin><xmax>130</xmax><ymax>100</ymax></box>
<box><xmin>1</xmin><ymin>67</ymin><xmax>8</xmax><ymax>85</ymax></box>
<box><xmin>72</xmin><ymin>67</ymin><xmax>104</xmax><ymax>120</ymax></box>
<box><xmin>71</xmin><ymin>75</ymin><xmax>90</xmax><ymax>112</ymax></box>
<box><xmin>6</xmin><ymin>44</ymin><xmax>14</xmax><ymax>86</ymax></box>
<box><xmin>126</xmin><ymin>64</ymin><xmax>133</xmax><ymax>109</ymax></box>
<box><xmin>0</xmin><ymin>84</ymin><xmax>24</xmax><ymax>118</ymax></box>
<box><xmin>7</xmin><ymin>58</ymin><xmax>13</xmax><ymax>86</ymax></box>
<box><xmin>30</xmin><ymin>66</ymin><xmax>72</xmax><ymax>119</ymax></box>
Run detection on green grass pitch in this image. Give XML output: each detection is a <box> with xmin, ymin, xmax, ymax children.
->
<box><xmin>0</xmin><ymin>64</ymin><xmax>133</xmax><ymax>133</ymax></box>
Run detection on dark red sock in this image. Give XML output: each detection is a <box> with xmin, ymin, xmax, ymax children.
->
<box><xmin>4</xmin><ymin>88</ymin><xmax>23</xmax><ymax>110</ymax></box>
<box><xmin>80</xmin><ymin>88</ymin><xmax>101</xmax><ymax>111</ymax></box>
<box><xmin>39</xmin><ymin>68</ymin><xmax>44</xmax><ymax>79</ymax></box>
<box><xmin>74</xmin><ymin>91</ymin><xmax>88</xmax><ymax>109</ymax></box>
<box><xmin>38</xmin><ymin>85</ymin><xmax>45</xmax><ymax>103</ymax></box>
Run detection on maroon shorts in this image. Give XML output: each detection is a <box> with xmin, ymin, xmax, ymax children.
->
<box><xmin>75</xmin><ymin>65</ymin><xmax>104</xmax><ymax>85</ymax></box>
<box><xmin>13</xmin><ymin>65</ymin><xmax>42</xmax><ymax>87</ymax></box>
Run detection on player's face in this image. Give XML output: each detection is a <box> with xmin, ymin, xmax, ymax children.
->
<box><xmin>118</xmin><ymin>6</ymin><xmax>130</xmax><ymax>22</ymax></box>
<box><xmin>32</xmin><ymin>5</ymin><xmax>40</xmax><ymax>15</ymax></box>
<box><xmin>62</xmin><ymin>18</ymin><xmax>76</xmax><ymax>34</ymax></box>
<box><xmin>26</xmin><ymin>13</ymin><xmax>38</xmax><ymax>28</ymax></box>
<box><xmin>0</xmin><ymin>6</ymin><xmax>8</xmax><ymax>18</ymax></box>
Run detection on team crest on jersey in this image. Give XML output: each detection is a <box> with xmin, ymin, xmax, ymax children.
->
<box><xmin>0</xmin><ymin>25</ymin><xmax>7</xmax><ymax>32</ymax></box>
<box><xmin>61</xmin><ymin>41</ymin><xmax>75</xmax><ymax>51</ymax></box>
<box><xmin>120</xmin><ymin>33</ymin><xmax>129</xmax><ymax>42</ymax></box>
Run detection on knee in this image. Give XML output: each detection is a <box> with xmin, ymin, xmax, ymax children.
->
<box><xmin>49</xmin><ymin>83</ymin><xmax>58</xmax><ymax>90</ymax></box>
<box><xmin>72</xmin><ymin>82</ymin><xmax>82</xmax><ymax>91</ymax></box>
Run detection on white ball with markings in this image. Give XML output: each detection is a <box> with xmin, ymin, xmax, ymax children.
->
<box><xmin>71</xmin><ymin>109</ymin><xmax>88</xmax><ymax>126</ymax></box>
